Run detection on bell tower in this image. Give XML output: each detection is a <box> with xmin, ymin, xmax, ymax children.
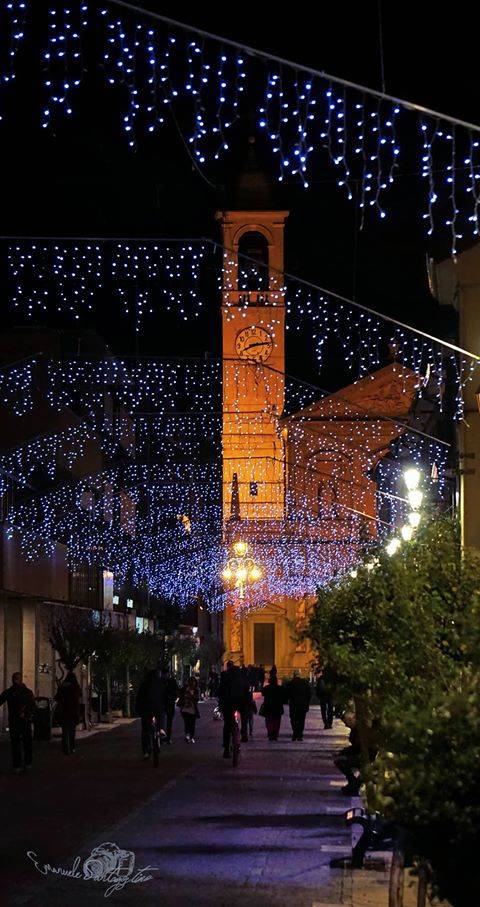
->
<box><xmin>217</xmin><ymin>143</ymin><xmax>289</xmax><ymax>665</ymax></box>
<box><xmin>219</xmin><ymin>209</ymin><xmax>289</xmax><ymax>524</ymax></box>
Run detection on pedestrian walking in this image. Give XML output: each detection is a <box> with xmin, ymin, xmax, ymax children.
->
<box><xmin>260</xmin><ymin>674</ymin><xmax>284</xmax><ymax>741</ymax></box>
<box><xmin>178</xmin><ymin>676</ymin><xmax>200</xmax><ymax>743</ymax></box>
<box><xmin>0</xmin><ymin>672</ymin><xmax>35</xmax><ymax>773</ymax></box>
<box><xmin>135</xmin><ymin>667</ymin><xmax>167</xmax><ymax>759</ymax></box>
<box><xmin>161</xmin><ymin>666</ymin><xmax>178</xmax><ymax>743</ymax></box>
<box><xmin>285</xmin><ymin>671</ymin><xmax>311</xmax><ymax>741</ymax></box>
<box><xmin>246</xmin><ymin>686</ymin><xmax>257</xmax><ymax>736</ymax></box>
<box><xmin>208</xmin><ymin>668</ymin><xmax>220</xmax><ymax>698</ymax></box>
<box><xmin>54</xmin><ymin>672</ymin><xmax>82</xmax><ymax>755</ymax></box>
<box><xmin>218</xmin><ymin>661</ymin><xmax>250</xmax><ymax>757</ymax></box>
<box><xmin>316</xmin><ymin>663</ymin><xmax>336</xmax><ymax>729</ymax></box>
<box><xmin>257</xmin><ymin>664</ymin><xmax>265</xmax><ymax>691</ymax></box>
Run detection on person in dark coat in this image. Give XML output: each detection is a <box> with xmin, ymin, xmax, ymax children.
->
<box><xmin>260</xmin><ymin>674</ymin><xmax>284</xmax><ymax>741</ymax></box>
<box><xmin>257</xmin><ymin>664</ymin><xmax>266</xmax><ymax>691</ymax></box>
<box><xmin>285</xmin><ymin>671</ymin><xmax>311</xmax><ymax>741</ymax></box>
<box><xmin>0</xmin><ymin>672</ymin><xmax>35</xmax><ymax>772</ymax></box>
<box><xmin>208</xmin><ymin>669</ymin><xmax>220</xmax><ymax>698</ymax></box>
<box><xmin>316</xmin><ymin>664</ymin><xmax>337</xmax><ymax>729</ymax></box>
<box><xmin>54</xmin><ymin>672</ymin><xmax>82</xmax><ymax>755</ymax></box>
<box><xmin>177</xmin><ymin>676</ymin><xmax>200</xmax><ymax>743</ymax></box>
<box><xmin>218</xmin><ymin>661</ymin><xmax>250</xmax><ymax>757</ymax></box>
<box><xmin>160</xmin><ymin>666</ymin><xmax>178</xmax><ymax>743</ymax></box>
<box><xmin>136</xmin><ymin>668</ymin><xmax>167</xmax><ymax>758</ymax></box>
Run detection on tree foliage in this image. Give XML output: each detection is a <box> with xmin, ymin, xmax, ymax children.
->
<box><xmin>306</xmin><ymin>518</ymin><xmax>480</xmax><ymax>906</ymax></box>
<box><xmin>48</xmin><ymin>606</ymin><xmax>99</xmax><ymax>673</ymax></box>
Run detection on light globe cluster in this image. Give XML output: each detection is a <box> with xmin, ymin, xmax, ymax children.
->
<box><xmin>221</xmin><ymin>540</ymin><xmax>263</xmax><ymax>600</ymax></box>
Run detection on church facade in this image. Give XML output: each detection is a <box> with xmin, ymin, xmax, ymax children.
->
<box><xmin>218</xmin><ymin>203</ymin><xmax>417</xmax><ymax>678</ymax></box>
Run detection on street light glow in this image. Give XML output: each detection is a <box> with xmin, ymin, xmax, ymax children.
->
<box><xmin>401</xmin><ymin>524</ymin><xmax>414</xmax><ymax>541</ymax></box>
<box><xmin>408</xmin><ymin>511</ymin><xmax>421</xmax><ymax>528</ymax></box>
<box><xmin>386</xmin><ymin>538</ymin><xmax>401</xmax><ymax>556</ymax></box>
<box><xmin>404</xmin><ymin>467</ymin><xmax>421</xmax><ymax>491</ymax></box>
<box><xmin>407</xmin><ymin>489</ymin><xmax>423</xmax><ymax>510</ymax></box>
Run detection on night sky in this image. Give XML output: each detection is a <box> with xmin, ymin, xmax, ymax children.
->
<box><xmin>0</xmin><ymin>0</ymin><xmax>476</xmax><ymax>382</ymax></box>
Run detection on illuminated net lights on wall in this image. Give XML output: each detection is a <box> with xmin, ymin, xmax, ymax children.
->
<box><xmin>0</xmin><ymin>4</ymin><xmax>480</xmax><ymax>249</ymax></box>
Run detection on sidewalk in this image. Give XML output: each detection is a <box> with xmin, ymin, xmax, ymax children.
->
<box><xmin>7</xmin><ymin>703</ymin><xmax>426</xmax><ymax>907</ymax></box>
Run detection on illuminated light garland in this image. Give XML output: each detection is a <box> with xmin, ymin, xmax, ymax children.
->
<box><xmin>7</xmin><ymin>240</ymin><xmax>207</xmax><ymax>327</ymax></box>
<box><xmin>0</xmin><ymin>4</ymin><xmax>479</xmax><ymax>248</ymax></box>
<box><xmin>0</xmin><ymin>0</ymin><xmax>27</xmax><ymax>122</ymax></box>
<box><xmin>0</xmin><ymin>353</ymin><xmax>449</xmax><ymax>604</ymax></box>
<box><xmin>4</xmin><ymin>236</ymin><xmax>480</xmax><ymax>420</ymax></box>
<box><xmin>0</xmin><ymin>358</ymin><xmax>35</xmax><ymax>414</ymax></box>
<box><xmin>42</xmin><ymin>2</ymin><xmax>89</xmax><ymax>129</ymax></box>
<box><xmin>374</xmin><ymin>434</ymin><xmax>449</xmax><ymax>540</ymax></box>
<box><xmin>0</xmin><ymin>421</ymin><xmax>97</xmax><ymax>494</ymax></box>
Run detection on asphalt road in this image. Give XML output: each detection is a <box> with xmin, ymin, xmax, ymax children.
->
<box><xmin>1</xmin><ymin>702</ymin><xmax>356</xmax><ymax>907</ymax></box>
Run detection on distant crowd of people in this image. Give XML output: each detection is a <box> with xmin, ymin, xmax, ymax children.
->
<box><xmin>0</xmin><ymin>660</ymin><xmax>372</xmax><ymax>796</ymax></box>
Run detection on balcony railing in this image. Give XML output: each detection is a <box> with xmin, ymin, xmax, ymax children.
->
<box><xmin>222</xmin><ymin>290</ymin><xmax>285</xmax><ymax>307</ymax></box>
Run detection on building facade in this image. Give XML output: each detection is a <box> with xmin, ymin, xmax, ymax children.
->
<box><xmin>433</xmin><ymin>242</ymin><xmax>480</xmax><ymax>549</ymax></box>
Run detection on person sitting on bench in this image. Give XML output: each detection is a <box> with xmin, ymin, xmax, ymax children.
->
<box><xmin>335</xmin><ymin>718</ymin><xmax>378</xmax><ymax>796</ymax></box>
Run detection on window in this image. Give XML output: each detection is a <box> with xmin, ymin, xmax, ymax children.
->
<box><xmin>238</xmin><ymin>231</ymin><xmax>269</xmax><ymax>291</ymax></box>
<box><xmin>70</xmin><ymin>563</ymin><xmax>101</xmax><ymax>609</ymax></box>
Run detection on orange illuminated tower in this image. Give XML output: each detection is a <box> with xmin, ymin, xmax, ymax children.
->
<box><xmin>217</xmin><ymin>142</ymin><xmax>290</xmax><ymax>666</ymax></box>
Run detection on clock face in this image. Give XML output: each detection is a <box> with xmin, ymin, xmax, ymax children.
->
<box><xmin>235</xmin><ymin>325</ymin><xmax>273</xmax><ymax>362</ymax></box>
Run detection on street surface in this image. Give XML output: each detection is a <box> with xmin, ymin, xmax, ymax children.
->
<box><xmin>0</xmin><ymin>702</ymin><xmax>408</xmax><ymax>906</ymax></box>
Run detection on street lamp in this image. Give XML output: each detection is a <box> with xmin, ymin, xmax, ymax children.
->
<box><xmin>221</xmin><ymin>540</ymin><xmax>262</xmax><ymax>599</ymax></box>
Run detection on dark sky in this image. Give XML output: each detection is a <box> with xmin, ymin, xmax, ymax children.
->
<box><xmin>0</xmin><ymin>0</ymin><xmax>477</xmax><ymax>374</ymax></box>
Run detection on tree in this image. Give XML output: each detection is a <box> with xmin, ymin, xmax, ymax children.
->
<box><xmin>306</xmin><ymin>518</ymin><xmax>480</xmax><ymax>906</ymax></box>
<box><xmin>196</xmin><ymin>637</ymin><xmax>225</xmax><ymax>669</ymax></box>
<box><xmin>48</xmin><ymin>606</ymin><xmax>98</xmax><ymax>675</ymax></box>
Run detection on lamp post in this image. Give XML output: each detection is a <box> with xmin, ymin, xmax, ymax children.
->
<box><xmin>221</xmin><ymin>540</ymin><xmax>262</xmax><ymax>599</ymax></box>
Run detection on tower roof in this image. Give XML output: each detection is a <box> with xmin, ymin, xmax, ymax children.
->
<box><xmin>227</xmin><ymin>137</ymin><xmax>278</xmax><ymax>210</ymax></box>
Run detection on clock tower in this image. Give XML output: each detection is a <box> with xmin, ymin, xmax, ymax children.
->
<box><xmin>217</xmin><ymin>148</ymin><xmax>289</xmax><ymax>667</ymax></box>
<box><xmin>219</xmin><ymin>208</ymin><xmax>289</xmax><ymax>525</ymax></box>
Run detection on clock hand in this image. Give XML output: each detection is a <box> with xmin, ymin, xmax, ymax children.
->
<box><xmin>243</xmin><ymin>340</ymin><xmax>268</xmax><ymax>350</ymax></box>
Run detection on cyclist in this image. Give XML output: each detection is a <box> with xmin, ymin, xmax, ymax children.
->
<box><xmin>218</xmin><ymin>661</ymin><xmax>249</xmax><ymax>759</ymax></box>
<box><xmin>135</xmin><ymin>667</ymin><xmax>167</xmax><ymax>760</ymax></box>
